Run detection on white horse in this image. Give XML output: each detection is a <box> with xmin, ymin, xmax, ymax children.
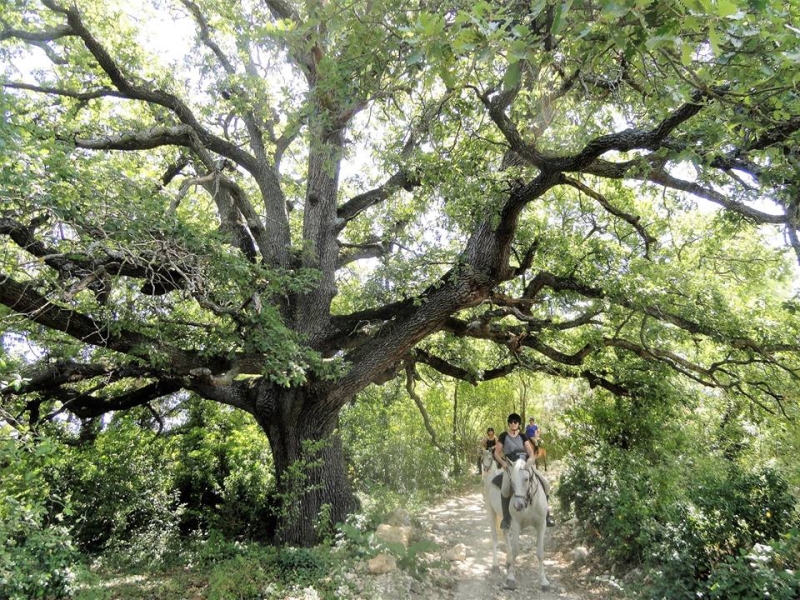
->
<box><xmin>483</xmin><ymin>456</ymin><xmax>549</xmax><ymax>590</ymax></box>
<box><xmin>480</xmin><ymin>448</ymin><xmax>496</xmax><ymax>479</ymax></box>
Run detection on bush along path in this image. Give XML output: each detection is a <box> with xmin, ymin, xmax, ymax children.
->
<box><xmin>359</xmin><ymin>462</ymin><xmax>623</xmax><ymax>600</ymax></box>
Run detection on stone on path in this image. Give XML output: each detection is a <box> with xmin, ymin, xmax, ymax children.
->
<box><xmin>376</xmin><ymin>523</ymin><xmax>412</xmax><ymax>548</ymax></box>
<box><xmin>368</xmin><ymin>553</ymin><xmax>398</xmax><ymax>574</ymax></box>
<box><xmin>445</xmin><ymin>543</ymin><xmax>468</xmax><ymax>561</ymax></box>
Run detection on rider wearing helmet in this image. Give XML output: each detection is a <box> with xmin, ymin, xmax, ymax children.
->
<box><xmin>494</xmin><ymin>413</ymin><xmax>555</xmax><ymax>529</ymax></box>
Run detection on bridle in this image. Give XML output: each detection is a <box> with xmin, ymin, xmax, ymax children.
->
<box><xmin>507</xmin><ymin>459</ymin><xmax>541</xmax><ymax>507</ymax></box>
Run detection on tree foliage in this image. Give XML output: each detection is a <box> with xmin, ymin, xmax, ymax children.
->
<box><xmin>557</xmin><ymin>386</ymin><xmax>800</xmax><ymax>599</ymax></box>
<box><xmin>0</xmin><ymin>434</ymin><xmax>77</xmax><ymax>600</ymax></box>
<box><xmin>2</xmin><ymin>0</ymin><xmax>800</xmax><ymax>545</ymax></box>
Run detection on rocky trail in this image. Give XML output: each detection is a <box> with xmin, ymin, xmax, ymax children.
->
<box><xmin>362</xmin><ymin>463</ymin><xmax>622</xmax><ymax>600</ymax></box>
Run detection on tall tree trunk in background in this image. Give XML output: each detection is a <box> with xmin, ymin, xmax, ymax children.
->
<box><xmin>452</xmin><ymin>381</ymin><xmax>461</xmax><ymax>476</ymax></box>
<box><xmin>520</xmin><ymin>376</ymin><xmax>529</xmax><ymax>422</ymax></box>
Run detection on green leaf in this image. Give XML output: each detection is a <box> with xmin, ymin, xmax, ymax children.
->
<box><xmin>439</xmin><ymin>66</ymin><xmax>456</xmax><ymax>88</ymax></box>
<box><xmin>551</xmin><ymin>0</ymin><xmax>573</xmax><ymax>35</ymax></box>
<box><xmin>503</xmin><ymin>61</ymin><xmax>522</xmax><ymax>90</ymax></box>
<box><xmin>708</xmin><ymin>24</ymin><xmax>722</xmax><ymax>55</ymax></box>
<box><xmin>511</xmin><ymin>24</ymin><xmax>530</xmax><ymax>38</ymax></box>
<box><xmin>645</xmin><ymin>34</ymin><xmax>677</xmax><ymax>51</ymax></box>
<box><xmin>529</xmin><ymin>0</ymin><xmax>548</xmax><ymax>20</ymax></box>
<box><xmin>715</xmin><ymin>0</ymin><xmax>739</xmax><ymax>17</ymax></box>
<box><xmin>681</xmin><ymin>43</ymin><xmax>694</xmax><ymax>66</ymax></box>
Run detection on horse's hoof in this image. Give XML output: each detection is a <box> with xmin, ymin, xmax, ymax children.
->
<box><xmin>491</xmin><ymin>565</ymin><xmax>500</xmax><ymax>573</ymax></box>
<box><xmin>541</xmin><ymin>583</ymin><xmax>551</xmax><ymax>591</ymax></box>
<box><xmin>504</xmin><ymin>579</ymin><xmax>517</xmax><ymax>590</ymax></box>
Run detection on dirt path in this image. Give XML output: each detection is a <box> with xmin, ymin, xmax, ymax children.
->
<box><xmin>418</xmin><ymin>488</ymin><xmax>606</xmax><ymax>599</ymax></box>
<box><xmin>362</xmin><ymin>463</ymin><xmax>619</xmax><ymax>600</ymax></box>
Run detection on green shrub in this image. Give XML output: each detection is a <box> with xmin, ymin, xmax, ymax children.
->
<box><xmin>705</xmin><ymin>540</ymin><xmax>800</xmax><ymax>600</ymax></box>
<box><xmin>48</xmin><ymin>420</ymin><xmax>182</xmax><ymax>561</ymax></box>
<box><xmin>46</xmin><ymin>403</ymin><xmax>275</xmax><ymax>560</ymax></box>
<box><xmin>559</xmin><ymin>442</ymin><xmax>799</xmax><ymax>600</ymax></box>
<box><xmin>172</xmin><ymin>402</ymin><xmax>275</xmax><ymax>541</ymax></box>
<box><xmin>649</xmin><ymin>465</ymin><xmax>797</xmax><ymax>585</ymax></box>
<box><xmin>557</xmin><ymin>448</ymin><xmax>666</xmax><ymax>564</ymax></box>
<box><xmin>340</xmin><ymin>382</ymin><xmax>453</xmax><ymax>497</ymax></box>
<box><xmin>648</xmin><ymin>532</ymin><xmax>800</xmax><ymax>600</ymax></box>
<box><xmin>277</xmin><ymin>546</ymin><xmax>332</xmax><ymax>585</ymax></box>
<box><xmin>394</xmin><ymin>539</ymin><xmax>440</xmax><ymax>579</ymax></box>
<box><xmin>204</xmin><ymin>544</ymin><xmax>346</xmax><ymax>600</ymax></box>
<box><xmin>211</xmin><ymin>460</ymin><xmax>275</xmax><ymax>542</ymax></box>
<box><xmin>0</xmin><ymin>434</ymin><xmax>78</xmax><ymax>600</ymax></box>
<box><xmin>334</xmin><ymin>513</ymin><xmax>379</xmax><ymax>559</ymax></box>
<box><xmin>187</xmin><ymin>528</ymin><xmax>248</xmax><ymax>565</ymax></box>
<box><xmin>206</xmin><ymin>546</ymin><xmax>278</xmax><ymax>600</ymax></box>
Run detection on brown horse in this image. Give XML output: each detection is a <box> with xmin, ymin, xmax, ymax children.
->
<box><xmin>534</xmin><ymin>445</ymin><xmax>547</xmax><ymax>472</ymax></box>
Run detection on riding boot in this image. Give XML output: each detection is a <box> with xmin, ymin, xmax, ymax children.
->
<box><xmin>546</xmin><ymin>510</ymin><xmax>556</xmax><ymax>527</ymax></box>
<box><xmin>501</xmin><ymin>495</ymin><xmax>512</xmax><ymax>530</ymax></box>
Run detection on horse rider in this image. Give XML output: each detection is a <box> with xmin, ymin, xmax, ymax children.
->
<box><xmin>494</xmin><ymin>413</ymin><xmax>556</xmax><ymax>529</ymax></box>
<box><xmin>477</xmin><ymin>427</ymin><xmax>498</xmax><ymax>474</ymax></box>
<box><xmin>525</xmin><ymin>416</ymin><xmax>542</xmax><ymax>453</ymax></box>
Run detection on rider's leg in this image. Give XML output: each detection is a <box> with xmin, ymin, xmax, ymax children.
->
<box><xmin>500</xmin><ymin>470</ymin><xmax>512</xmax><ymax>529</ymax></box>
<box><xmin>501</xmin><ymin>496</ymin><xmax>512</xmax><ymax>529</ymax></box>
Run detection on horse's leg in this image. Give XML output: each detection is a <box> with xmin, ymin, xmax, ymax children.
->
<box><xmin>484</xmin><ymin>484</ymin><xmax>502</xmax><ymax>572</ymax></box>
<box><xmin>504</xmin><ymin>523</ymin><xmax>520</xmax><ymax>589</ymax></box>
<box><xmin>487</xmin><ymin>500</ymin><xmax>500</xmax><ymax>572</ymax></box>
<box><xmin>536</xmin><ymin>519</ymin><xmax>550</xmax><ymax>590</ymax></box>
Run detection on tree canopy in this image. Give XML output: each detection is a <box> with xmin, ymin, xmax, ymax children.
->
<box><xmin>2</xmin><ymin>0</ymin><xmax>800</xmax><ymax>545</ymax></box>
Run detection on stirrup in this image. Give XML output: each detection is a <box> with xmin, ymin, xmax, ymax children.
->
<box><xmin>546</xmin><ymin>514</ymin><xmax>556</xmax><ymax>528</ymax></box>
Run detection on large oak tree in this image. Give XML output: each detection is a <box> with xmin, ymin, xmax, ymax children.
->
<box><xmin>2</xmin><ymin>0</ymin><xmax>799</xmax><ymax>545</ymax></box>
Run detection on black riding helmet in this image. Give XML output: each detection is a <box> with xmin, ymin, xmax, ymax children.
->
<box><xmin>507</xmin><ymin>413</ymin><xmax>522</xmax><ymax>424</ymax></box>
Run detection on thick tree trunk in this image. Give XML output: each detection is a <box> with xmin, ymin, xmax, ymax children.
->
<box><xmin>295</xmin><ymin>124</ymin><xmax>343</xmax><ymax>340</ymax></box>
<box><xmin>254</xmin><ymin>385</ymin><xmax>359</xmax><ymax>546</ymax></box>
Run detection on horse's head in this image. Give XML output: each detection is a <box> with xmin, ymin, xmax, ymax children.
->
<box><xmin>480</xmin><ymin>449</ymin><xmax>495</xmax><ymax>473</ymax></box>
<box><xmin>508</xmin><ymin>457</ymin><xmax>536</xmax><ymax>512</ymax></box>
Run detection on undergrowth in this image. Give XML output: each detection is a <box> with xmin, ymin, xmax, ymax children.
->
<box><xmin>72</xmin><ymin>498</ymin><xmax>444</xmax><ymax>600</ymax></box>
